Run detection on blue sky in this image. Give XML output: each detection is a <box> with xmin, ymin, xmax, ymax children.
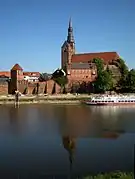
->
<box><xmin>0</xmin><ymin>0</ymin><xmax>134</xmax><ymax>73</ymax></box>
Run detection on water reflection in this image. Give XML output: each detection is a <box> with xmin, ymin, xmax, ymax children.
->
<box><xmin>9</xmin><ymin>106</ymin><xmax>19</xmax><ymax>124</ymax></box>
<box><xmin>62</xmin><ymin>136</ymin><xmax>76</xmax><ymax>177</ymax></box>
<box><xmin>56</xmin><ymin>105</ymin><xmax>93</xmax><ymax>137</ymax></box>
<box><xmin>56</xmin><ymin>105</ymin><xmax>126</xmax><ymax>139</ymax></box>
<box><xmin>0</xmin><ymin>104</ymin><xmax>134</xmax><ymax>178</ymax></box>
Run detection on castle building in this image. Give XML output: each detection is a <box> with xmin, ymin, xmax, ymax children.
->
<box><xmin>61</xmin><ymin>18</ymin><xmax>121</xmax><ymax>85</ymax></box>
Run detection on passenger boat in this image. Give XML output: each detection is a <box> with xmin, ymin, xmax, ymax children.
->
<box><xmin>83</xmin><ymin>95</ymin><xmax>135</xmax><ymax>106</ymax></box>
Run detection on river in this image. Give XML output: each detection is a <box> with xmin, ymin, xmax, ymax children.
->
<box><xmin>0</xmin><ymin>104</ymin><xmax>134</xmax><ymax>178</ymax></box>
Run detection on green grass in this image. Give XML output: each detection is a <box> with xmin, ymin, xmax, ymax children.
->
<box><xmin>79</xmin><ymin>171</ymin><xmax>133</xmax><ymax>179</ymax></box>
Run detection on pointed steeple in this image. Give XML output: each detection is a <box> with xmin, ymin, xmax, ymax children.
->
<box><xmin>69</xmin><ymin>17</ymin><xmax>72</xmax><ymax>28</ymax></box>
<box><xmin>67</xmin><ymin>17</ymin><xmax>74</xmax><ymax>44</ymax></box>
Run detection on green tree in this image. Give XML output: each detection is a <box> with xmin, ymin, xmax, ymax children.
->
<box><xmin>92</xmin><ymin>58</ymin><xmax>113</xmax><ymax>93</ymax></box>
<box><xmin>53</xmin><ymin>76</ymin><xmax>68</xmax><ymax>93</ymax></box>
<box><xmin>94</xmin><ymin>70</ymin><xmax>113</xmax><ymax>93</ymax></box>
<box><xmin>114</xmin><ymin>58</ymin><xmax>129</xmax><ymax>91</ymax></box>
<box><xmin>116</xmin><ymin>58</ymin><xmax>128</xmax><ymax>76</ymax></box>
<box><xmin>39</xmin><ymin>73</ymin><xmax>52</xmax><ymax>82</ymax></box>
<box><xmin>126</xmin><ymin>69</ymin><xmax>135</xmax><ymax>92</ymax></box>
<box><xmin>93</xmin><ymin>58</ymin><xmax>104</xmax><ymax>73</ymax></box>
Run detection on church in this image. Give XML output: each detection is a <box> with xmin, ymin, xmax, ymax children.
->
<box><xmin>61</xmin><ymin>18</ymin><xmax>121</xmax><ymax>87</ymax></box>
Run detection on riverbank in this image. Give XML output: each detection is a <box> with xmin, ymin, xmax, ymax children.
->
<box><xmin>81</xmin><ymin>171</ymin><xmax>133</xmax><ymax>179</ymax></box>
<box><xmin>0</xmin><ymin>94</ymin><xmax>91</xmax><ymax>104</ymax></box>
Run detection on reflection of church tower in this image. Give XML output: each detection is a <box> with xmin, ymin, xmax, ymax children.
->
<box><xmin>61</xmin><ymin>18</ymin><xmax>75</xmax><ymax>71</ymax></box>
<box><xmin>62</xmin><ymin>136</ymin><xmax>76</xmax><ymax>176</ymax></box>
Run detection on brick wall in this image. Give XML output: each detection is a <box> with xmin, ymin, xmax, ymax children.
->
<box><xmin>0</xmin><ymin>82</ymin><xmax>8</xmax><ymax>95</ymax></box>
<box><xmin>45</xmin><ymin>80</ymin><xmax>61</xmax><ymax>94</ymax></box>
<box><xmin>0</xmin><ymin>79</ymin><xmax>61</xmax><ymax>95</ymax></box>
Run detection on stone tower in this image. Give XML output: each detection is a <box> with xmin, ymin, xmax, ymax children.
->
<box><xmin>61</xmin><ymin>18</ymin><xmax>75</xmax><ymax>71</ymax></box>
<box><xmin>10</xmin><ymin>63</ymin><xmax>24</xmax><ymax>94</ymax></box>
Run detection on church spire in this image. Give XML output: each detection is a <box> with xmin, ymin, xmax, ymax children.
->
<box><xmin>67</xmin><ymin>17</ymin><xmax>74</xmax><ymax>44</ymax></box>
<box><xmin>69</xmin><ymin>17</ymin><xmax>72</xmax><ymax>28</ymax></box>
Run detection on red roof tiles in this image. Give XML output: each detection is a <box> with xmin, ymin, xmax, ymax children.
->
<box><xmin>23</xmin><ymin>72</ymin><xmax>40</xmax><ymax>77</ymax></box>
<box><xmin>72</xmin><ymin>52</ymin><xmax>119</xmax><ymax>63</ymax></box>
<box><xmin>0</xmin><ymin>71</ymin><xmax>10</xmax><ymax>77</ymax></box>
<box><xmin>11</xmin><ymin>63</ymin><xmax>23</xmax><ymax>71</ymax></box>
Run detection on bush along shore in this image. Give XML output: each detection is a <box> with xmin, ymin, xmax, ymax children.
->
<box><xmin>79</xmin><ymin>171</ymin><xmax>134</xmax><ymax>179</ymax></box>
<box><xmin>0</xmin><ymin>94</ymin><xmax>91</xmax><ymax>104</ymax></box>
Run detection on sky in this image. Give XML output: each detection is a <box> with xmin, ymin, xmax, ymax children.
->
<box><xmin>0</xmin><ymin>0</ymin><xmax>135</xmax><ymax>73</ymax></box>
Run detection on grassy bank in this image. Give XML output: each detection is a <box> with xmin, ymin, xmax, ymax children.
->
<box><xmin>80</xmin><ymin>171</ymin><xmax>133</xmax><ymax>179</ymax></box>
<box><xmin>0</xmin><ymin>94</ymin><xmax>91</xmax><ymax>104</ymax></box>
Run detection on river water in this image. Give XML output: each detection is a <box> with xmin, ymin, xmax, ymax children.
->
<box><xmin>0</xmin><ymin>104</ymin><xmax>134</xmax><ymax>178</ymax></box>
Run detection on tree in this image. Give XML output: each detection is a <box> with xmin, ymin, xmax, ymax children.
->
<box><xmin>39</xmin><ymin>73</ymin><xmax>52</xmax><ymax>82</ymax></box>
<box><xmin>92</xmin><ymin>58</ymin><xmax>113</xmax><ymax>93</ymax></box>
<box><xmin>53</xmin><ymin>76</ymin><xmax>68</xmax><ymax>93</ymax></box>
<box><xmin>93</xmin><ymin>58</ymin><xmax>104</xmax><ymax>73</ymax></box>
<box><xmin>126</xmin><ymin>69</ymin><xmax>135</xmax><ymax>92</ymax></box>
<box><xmin>94</xmin><ymin>70</ymin><xmax>113</xmax><ymax>93</ymax></box>
<box><xmin>115</xmin><ymin>58</ymin><xmax>129</xmax><ymax>90</ymax></box>
<box><xmin>115</xmin><ymin>58</ymin><xmax>128</xmax><ymax>76</ymax></box>
<box><xmin>71</xmin><ymin>82</ymin><xmax>80</xmax><ymax>94</ymax></box>
<box><xmin>52</xmin><ymin>69</ymin><xmax>66</xmax><ymax>78</ymax></box>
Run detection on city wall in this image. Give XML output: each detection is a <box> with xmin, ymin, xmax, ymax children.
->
<box><xmin>0</xmin><ymin>82</ymin><xmax>9</xmax><ymax>95</ymax></box>
<box><xmin>0</xmin><ymin>80</ymin><xmax>61</xmax><ymax>95</ymax></box>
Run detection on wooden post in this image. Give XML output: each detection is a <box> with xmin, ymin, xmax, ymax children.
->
<box><xmin>15</xmin><ymin>90</ymin><xmax>20</xmax><ymax>108</ymax></box>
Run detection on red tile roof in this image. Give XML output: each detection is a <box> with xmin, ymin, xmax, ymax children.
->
<box><xmin>11</xmin><ymin>63</ymin><xmax>23</xmax><ymax>71</ymax></box>
<box><xmin>71</xmin><ymin>52</ymin><xmax>119</xmax><ymax>63</ymax></box>
<box><xmin>23</xmin><ymin>72</ymin><xmax>40</xmax><ymax>77</ymax></box>
<box><xmin>0</xmin><ymin>71</ymin><xmax>10</xmax><ymax>77</ymax></box>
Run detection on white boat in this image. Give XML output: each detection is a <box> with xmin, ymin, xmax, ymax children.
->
<box><xmin>83</xmin><ymin>95</ymin><xmax>135</xmax><ymax>106</ymax></box>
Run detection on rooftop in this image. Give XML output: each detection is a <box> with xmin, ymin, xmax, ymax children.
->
<box><xmin>11</xmin><ymin>63</ymin><xmax>23</xmax><ymax>71</ymax></box>
<box><xmin>72</xmin><ymin>52</ymin><xmax>119</xmax><ymax>63</ymax></box>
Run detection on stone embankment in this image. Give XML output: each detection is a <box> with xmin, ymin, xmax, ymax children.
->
<box><xmin>0</xmin><ymin>94</ymin><xmax>91</xmax><ymax>104</ymax></box>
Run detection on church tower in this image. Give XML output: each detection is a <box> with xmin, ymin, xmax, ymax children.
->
<box><xmin>61</xmin><ymin>18</ymin><xmax>75</xmax><ymax>71</ymax></box>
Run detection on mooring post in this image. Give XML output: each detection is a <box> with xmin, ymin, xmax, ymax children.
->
<box><xmin>15</xmin><ymin>90</ymin><xmax>19</xmax><ymax>108</ymax></box>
